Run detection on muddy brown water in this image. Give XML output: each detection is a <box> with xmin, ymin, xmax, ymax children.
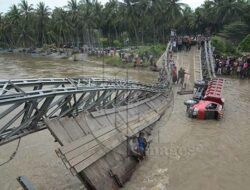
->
<box><xmin>0</xmin><ymin>53</ymin><xmax>158</xmax><ymax>190</ymax></box>
<box><xmin>123</xmin><ymin>49</ymin><xmax>250</xmax><ymax>190</ymax></box>
<box><xmin>0</xmin><ymin>52</ymin><xmax>250</xmax><ymax>190</ymax></box>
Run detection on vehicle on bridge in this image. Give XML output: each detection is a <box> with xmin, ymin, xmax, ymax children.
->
<box><xmin>185</xmin><ymin>78</ymin><xmax>225</xmax><ymax>120</ymax></box>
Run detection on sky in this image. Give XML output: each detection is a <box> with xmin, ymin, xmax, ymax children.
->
<box><xmin>0</xmin><ymin>0</ymin><xmax>205</xmax><ymax>13</ymax></box>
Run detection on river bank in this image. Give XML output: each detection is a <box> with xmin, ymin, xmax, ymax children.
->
<box><xmin>0</xmin><ymin>44</ymin><xmax>165</xmax><ymax>69</ymax></box>
<box><xmin>0</xmin><ymin>48</ymin><xmax>88</xmax><ymax>61</ymax></box>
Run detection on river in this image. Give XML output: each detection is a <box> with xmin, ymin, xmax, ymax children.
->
<box><xmin>123</xmin><ymin>49</ymin><xmax>250</xmax><ymax>190</ymax></box>
<box><xmin>0</xmin><ymin>53</ymin><xmax>158</xmax><ymax>190</ymax></box>
<box><xmin>0</xmin><ymin>52</ymin><xmax>250</xmax><ymax>190</ymax></box>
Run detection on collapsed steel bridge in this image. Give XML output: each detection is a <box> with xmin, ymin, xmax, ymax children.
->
<box><xmin>0</xmin><ymin>39</ymin><xmax>172</xmax><ymax>146</ymax></box>
<box><xmin>0</xmin><ymin>41</ymin><xmax>215</xmax><ymax>146</ymax></box>
<box><xmin>0</xmin><ymin>77</ymin><xmax>171</xmax><ymax>145</ymax></box>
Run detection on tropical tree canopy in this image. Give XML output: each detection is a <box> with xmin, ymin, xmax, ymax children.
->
<box><xmin>0</xmin><ymin>0</ymin><xmax>249</xmax><ymax>48</ymax></box>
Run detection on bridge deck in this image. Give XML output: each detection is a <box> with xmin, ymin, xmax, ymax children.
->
<box><xmin>45</xmin><ymin>93</ymin><xmax>169</xmax><ymax>189</ymax></box>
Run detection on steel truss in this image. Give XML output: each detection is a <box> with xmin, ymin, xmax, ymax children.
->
<box><xmin>0</xmin><ymin>43</ymin><xmax>173</xmax><ymax>145</ymax></box>
<box><xmin>201</xmin><ymin>41</ymin><xmax>216</xmax><ymax>80</ymax></box>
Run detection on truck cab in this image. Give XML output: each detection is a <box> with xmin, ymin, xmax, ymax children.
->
<box><xmin>189</xmin><ymin>100</ymin><xmax>223</xmax><ymax>120</ymax></box>
<box><xmin>186</xmin><ymin>78</ymin><xmax>225</xmax><ymax>120</ymax></box>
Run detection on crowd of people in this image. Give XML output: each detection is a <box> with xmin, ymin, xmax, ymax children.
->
<box><xmin>214</xmin><ymin>55</ymin><xmax>250</xmax><ymax>79</ymax></box>
<box><xmin>87</xmin><ymin>47</ymin><xmax>157</xmax><ymax>67</ymax></box>
<box><xmin>171</xmin><ymin>35</ymin><xmax>208</xmax><ymax>52</ymax></box>
<box><xmin>87</xmin><ymin>47</ymin><xmax>117</xmax><ymax>57</ymax></box>
<box><xmin>171</xmin><ymin>34</ymin><xmax>210</xmax><ymax>53</ymax></box>
<box><xmin>171</xmin><ymin>33</ymin><xmax>250</xmax><ymax>80</ymax></box>
<box><xmin>172</xmin><ymin>36</ymin><xmax>193</xmax><ymax>52</ymax></box>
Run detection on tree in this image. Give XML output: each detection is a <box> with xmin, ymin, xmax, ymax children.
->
<box><xmin>221</xmin><ymin>21</ymin><xmax>249</xmax><ymax>44</ymax></box>
<box><xmin>51</xmin><ymin>8</ymin><xmax>70</xmax><ymax>46</ymax></box>
<box><xmin>0</xmin><ymin>0</ymin><xmax>249</xmax><ymax>49</ymax></box>
<box><xmin>166</xmin><ymin>0</ymin><xmax>187</xmax><ymax>23</ymax></box>
<box><xmin>4</xmin><ymin>5</ymin><xmax>21</xmax><ymax>47</ymax></box>
<box><xmin>176</xmin><ymin>6</ymin><xmax>194</xmax><ymax>35</ymax></box>
<box><xmin>18</xmin><ymin>0</ymin><xmax>34</xmax><ymax>47</ymax></box>
<box><xmin>67</xmin><ymin>0</ymin><xmax>80</xmax><ymax>46</ymax></box>
<box><xmin>209</xmin><ymin>0</ymin><xmax>245</xmax><ymax>26</ymax></box>
<box><xmin>238</xmin><ymin>34</ymin><xmax>250</xmax><ymax>52</ymax></box>
<box><xmin>36</xmin><ymin>2</ymin><xmax>50</xmax><ymax>47</ymax></box>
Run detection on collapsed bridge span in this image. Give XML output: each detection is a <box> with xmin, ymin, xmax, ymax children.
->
<box><xmin>0</xmin><ymin>41</ymin><xmax>216</xmax><ymax>189</ymax></box>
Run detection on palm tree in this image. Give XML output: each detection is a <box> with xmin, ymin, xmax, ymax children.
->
<box><xmin>18</xmin><ymin>0</ymin><xmax>34</xmax><ymax>47</ymax></box>
<box><xmin>0</xmin><ymin>13</ymin><xmax>8</xmax><ymax>47</ymax></box>
<box><xmin>211</xmin><ymin>0</ymin><xmax>245</xmax><ymax>26</ymax></box>
<box><xmin>166</xmin><ymin>0</ymin><xmax>187</xmax><ymax>25</ymax></box>
<box><xmin>51</xmin><ymin>7</ymin><xmax>70</xmax><ymax>47</ymax></box>
<box><xmin>5</xmin><ymin>5</ymin><xmax>21</xmax><ymax>47</ymax></box>
<box><xmin>67</xmin><ymin>0</ymin><xmax>80</xmax><ymax>47</ymax></box>
<box><xmin>120</xmin><ymin>0</ymin><xmax>141</xmax><ymax>44</ymax></box>
<box><xmin>36</xmin><ymin>2</ymin><xmax>50</xmax><ymax>47</ymax></box>
<box><xmin>78</xmin><ymin>0</ymin><xmax>103</xmax><ymax>46</ymax></box>
<box><xmin>135</xmin><ymin>0</ymin><xmax>152</xmax><ymax>44</ymax></box>
<box><xmin>7</xmin><ymin>5</ymin><xmax>20</xmax><ymax>26</ymax></box>
<box><xmin>152</xmin><ymin>0</ymin><xmax>172</xmax><ymax>43</ymax></box>
<box><xmin>176</xmin><ymin>6</ymin><xmax>194</xmax><ymax>35</ymax></box>
<box><xmin>102</xmin><ymin>0</ymin><xmax>122</xmax><ymax>44</ymax></box>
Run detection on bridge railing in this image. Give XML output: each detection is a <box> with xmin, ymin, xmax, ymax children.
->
<box><xmin>158</xmin><ymin>42</ymin><xmax>173</xmax><ymax>86</ymax></box>
<box><xmin>208</xmin><ymin>41</ymin><xmax>216</xmax><ymax>78</ymax></box>
<box><xmin>201</xmin><ymin>40</ymin><xmax>216</xmax><ymax>80</ymax></box>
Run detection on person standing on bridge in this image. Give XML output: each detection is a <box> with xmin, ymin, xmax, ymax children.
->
<box><xmin>172</xmin><ymin>66</ymin><xmax>177</xmax><ymax>84</ymax></box>
<box><xmin>177</xmin><ymin>67</ymin><xmax>185</xmax><ymax>85</ymax></box>
<box><xmin>177</xmin><ymin>37</ymin><xmax>183</xmax><ymax>51</ymax></box>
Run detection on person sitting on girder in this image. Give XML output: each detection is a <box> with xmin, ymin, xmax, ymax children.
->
<box><xmin>138</xmin><ymin>132</ymin><xmax>148</xmax><ymax>157</ymax></box>
<box><xmin>128</xmin><ymin>136</ymin><xmax>143</xmax><ymax>162</ymax></box>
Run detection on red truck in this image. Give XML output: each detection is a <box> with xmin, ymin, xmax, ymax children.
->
<box><xmin>185</xmin><ymin>78</ymin><xmax>225</xmax><ymax>120</ymax></box>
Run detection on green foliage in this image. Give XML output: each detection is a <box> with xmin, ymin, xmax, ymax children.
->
<box><xmin>211</xmin><ymin>36</ymin><xmax>240</xmax><ymax>56</ymax></box>
<box><xmin>212</xmin><ymin>36</ymin><xmax>225</xmax><ymax>54</ymax></box>
<box><xmin>0</xmin><ymin>0</ymin><xmax>249</xmax><ymax>50</ymax></box>
<box><xmin>102</xmin><ymin>56</ymin><xmax>121</xmax><ymax>67</ymax></box>
<box><xmin>224</xmin><ymin>40</ymin><xmax>238</xmax><ymax>55</ymax></box>
<box><xmin>113</xmin><ymin>40</ymin><xmax>122</xmax><ymax>47</ymax></box>
<box><xmin>221</xmin><ymin>21</ymin><xmax>249</xmax><ymax>43</ymax></box>
<box><xmin>238</xmin><ymin>34</ymin><xmax>250</xmax><ymax>52</ymax></box>
<box><xmin>100</xmin><ymin>38</ymin><xmax>108</xmax><ymax>47</ymax></box>
<box><xmin>137</xmin><ymin>44</ymin><xmax>165</xmax><ymax>58</ymax></box>
<box><xmin>0</xmin><ymin>0</ymin><xmax>189</xmax><ymax>48</ymax></box>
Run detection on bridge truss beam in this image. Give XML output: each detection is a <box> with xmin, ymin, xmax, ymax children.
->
<box><xmin>0</xmin><ymin>78</ymin><xmax>171</xmax><ymax>145</ymax></box>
